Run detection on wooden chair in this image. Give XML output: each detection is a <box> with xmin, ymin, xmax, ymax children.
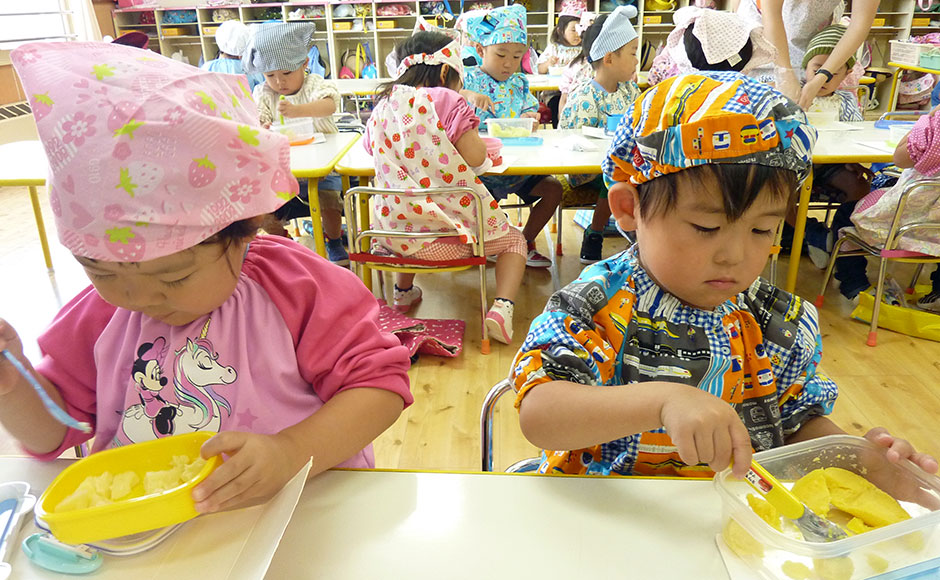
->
<box><xmin>815</xmin><ymin>174</ymin><xmax>940</xmax><ymax>346</ymax></box>
<box><xmin>480</xmin><ymin>378</ymin><xmax>540</xmax><ymax>473</ymax></box>
<box><xmin>344</xmin><ymin>186</ymin><xmax>494</xmax><ymax>354</ymax></box>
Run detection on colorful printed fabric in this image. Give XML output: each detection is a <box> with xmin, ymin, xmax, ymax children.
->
<box><xmin>466</xmin><ymin>4</ymin><xmax>527</xmax><ymax>47</ymax></box>
<box><xmin>560</xmin><ymin>79</ymin><xmax>640</xmax><ymax>187</ymax></box>
<box><xmin>11</xmin><ymin>42</ymin><xmax>297</xmax><ymax>262</ymax></box>
<box><xmin>509</xmin><ymin>247</ymin><xmax>838</xmax><ymax>477</ymax></box>
<box><xmin>604</xmin><ymin>71</ymin><xmax>816</xmax><ymax>188</ymax></box>
<box><xmin>395</xmin><ymin>40</ymin><xmax>464</xmax><ymax>80</ymax></box>
<box><xmin>364</xmin><ymin>85</ymin><xmax>511</xmax><ymax>256</ymax></box>
<box><xmin>851</xmin><ymin>111</ymin><xmax>940</xmax><ymax>256</ymax></box>
<box><xmin>463</xmin><ymin>66</ymin><xmax>539</xmax><ymax>122</ymax></box>
<box><xmin>242</xmin><ymin>22</ymin><xmax>316</xmax><ymax>74</ymax></box>
<box><xmin>807</xmin><ymin>90</ymin><xmax>863</xmax><ymax>123</ymax></box>
<box><xmin>253</xmin><ymin>73</ymin><xmax>339</xmax><ymax>132</ymax></box>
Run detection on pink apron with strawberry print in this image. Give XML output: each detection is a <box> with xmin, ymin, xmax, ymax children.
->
<box><xmin>367</xmin><ymin>85</ymin><xmax>510</xmax><ymax>257</ymax></box>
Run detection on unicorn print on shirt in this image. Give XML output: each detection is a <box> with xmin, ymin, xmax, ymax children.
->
<box><xmin>119</xmin><ymin>318</ymin><xmax>237</xmax><ymax>444</ymax></box>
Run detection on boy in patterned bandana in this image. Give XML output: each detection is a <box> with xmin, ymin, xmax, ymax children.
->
<box><xmin>508</xmin><ymin>72</ymin><xmax>938</xmax><ymax>478</ymax></box>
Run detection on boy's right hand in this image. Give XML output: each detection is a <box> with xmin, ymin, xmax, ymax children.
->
<box><xmin>660</xmin><ymin>383</ymin><xmax>753</xmax><ymax>478</ymax></box>
<box><xmin>0</xmin><ymin>319</ymin><xmax>26</xmax><ymax>396</ymax></box>
<box><xmin>460</xmin><ymin>90</ymin><xmax>495</xmax><ymax>114</ymax></box>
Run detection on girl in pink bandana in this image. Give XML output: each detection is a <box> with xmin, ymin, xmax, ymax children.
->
<box><xmin>364</xmin><ymin>31</ymin><xmax>527</xmax><ymax>345</ymax></box>
<box><xmin>1</xmin><ymin>42</ymin><xmax>412</xmax><ymax>514</ymax></box>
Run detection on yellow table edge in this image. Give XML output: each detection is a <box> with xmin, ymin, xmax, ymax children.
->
<box><xmin>300</xmin><ymin>133</ymin><xmax>362</xmax><ymax>258</ymax></box>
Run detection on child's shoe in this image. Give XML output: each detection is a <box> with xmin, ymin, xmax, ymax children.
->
<box><xmin>580</xmin><ymin>229</ymin><xmax>604</xmax><ymax>264</ymax></box>
<box><xmin>916</xmin><ymin>291</ymin><xmax>940</xmax><ymax>313</ymax></box>
<box><xmin>393</xmin><ymin>284</ymin><xmax>422</xmax><ymax>313</ymax></box>
<box><xmin>326</xmin><ymin>237</ymin><xmax>349</xmax><ymax>266</ymax></box>
<box><xmin>525</xmin><ymin>242</ymin><xmax>552</xmax><ymax>268</ymax></box>
<box><xmin>485</xmin><ymin>298</ymin><xmax>514</xmax><ymax>344</ymax></box>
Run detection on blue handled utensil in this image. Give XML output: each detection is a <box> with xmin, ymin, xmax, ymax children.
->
<box><xmin>1</xmin><ymin>350</ymin><xmax>91</xmax><ymax>434</ymax></box>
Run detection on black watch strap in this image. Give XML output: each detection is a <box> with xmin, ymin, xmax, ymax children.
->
<box><xmin>816</xmin><ymin>68</ymin><xmax>834</xmax><ymax>83</ymax></box>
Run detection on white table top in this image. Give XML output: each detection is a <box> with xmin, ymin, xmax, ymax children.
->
<box><xmin>811</xmin><ymin>120</ymin><xmax>895</xmax><ymax>164</ymax></box>
<box><xmin>282</xmin><ymin>132</ymin><xmax>363</xmax><ymax>179</ymax></box>
<box><xmin>336</xmin><ymin>129</ymin><xmax>612</xmax><ymax>177</ymax></box>
<box><xmin>0</xmin><ymin>133</ymin><xmax>361</xmax><ymax>187</ymax></box>
<box><xmin>0</xmin><ymin>457</ymin><xmax>729</xmax><ymax>579</ymax></box>
<box><xmin>0</xmin><ymin>141</ymin><xmax>47</xmax><ymax>186</ymax></box>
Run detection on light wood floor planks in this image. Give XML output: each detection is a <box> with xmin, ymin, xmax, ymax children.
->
<box><xmin>1</xmin><ymin>184</ymin><xmax>938</xmax><ymax>471</ymax></box>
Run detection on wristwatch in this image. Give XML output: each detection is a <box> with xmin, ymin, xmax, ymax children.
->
<box><xmin>815</xmin><ymin>68</ymin><xmax>834</xmax><ymax>83</ymax></box>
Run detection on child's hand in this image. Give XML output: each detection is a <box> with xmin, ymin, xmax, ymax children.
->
<box><xmin>461</xmin><ymin>90</ymin><xmax>495</xmax><ymax>114</ymax></box>
<box><xmin>277</xmin><ymin>98</ymin><xmax>298</xmax><ymax>119</ymax></box>
<box><xmin>865</xmin><ymin>427</ymin><xmax>938</xmax><ymax>474</ymax></box>
<box><xmin>0</xmin><ymin>319</ymin><xmax>26</xmax><ymax>396</ymax></box>
<box><xmin>192</xmin><ymin>431</ymin><xmax>308</xmax><ymax>513</ymax></box>
<box><xmin>660</xmin><ymin>384</ymin><xmax>753</xmax><ymax>477</ymax></box>
<box><xmin>522</xmin><ymin>111</ymin><xmax>541</xmax><ymax>132</ymax></box>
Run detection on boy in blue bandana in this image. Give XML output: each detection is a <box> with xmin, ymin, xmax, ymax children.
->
<box><xmin>462</xmin><ymin>5</ymin><xmax>562</xmax><ymax>268</ymax></box>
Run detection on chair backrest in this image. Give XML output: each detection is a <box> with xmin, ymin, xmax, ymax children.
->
<box><xmin>480</xmin><ymin>378</ymin><xmax>541</xmax><ymax>473</ymax></box>
<box><xmin>343</xmin><ymin>185</ymin><xmax>489</xmax><ymax>267</ymax></box>
<box><xmin>480</xmin><ymin>379</ymin><xmax>513</xmax><ymax>471</ymax></box>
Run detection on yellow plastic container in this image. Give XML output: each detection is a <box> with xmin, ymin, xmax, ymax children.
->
<box><xmin>333</xmin><ymin>21</ymin><xmax>352</xmax><ymax>31</ymax></box>
<box><xmin>643</xmin><ymin>15</ymin><xmax>663</xmax><ymax>24</ymax></box>
<box><xmin>36</xmin><ymin>432</ymin><xmax>221</xmax><ymax>545</ymax></box>
<box><xmin>375</xmin><ymin>19</ymin><xmax>396</xmax><ymax>29</ymax></box>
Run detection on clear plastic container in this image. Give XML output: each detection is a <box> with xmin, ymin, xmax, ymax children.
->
<box><xmin>483</xmin><ymin>117</ymin><xmax>537</xmax><ymax>139</ymax></box>
<box><xmin>714</xmin><ymin>435</ymin><xmax>940</xmax><ymax>580</ymax></box>
<box><xmin>887</xmin><ymin>123</ymin><xmax>913</xmax><ymax>147</ymax></box>
<box><xmin>269</xmin><ymin>117</ymin><xmax>317</xmax><ymax>146</ymax></box>
<box><xmin>805</xmin><ymin>110</ymin><xmax>839</xmax><ymax>127</ymax></box>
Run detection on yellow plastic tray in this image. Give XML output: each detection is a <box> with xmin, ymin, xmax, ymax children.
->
<box><xmin>36</xmin><ymin>432</ymin><xmax>221</xmax><ymax>545</ymax></box>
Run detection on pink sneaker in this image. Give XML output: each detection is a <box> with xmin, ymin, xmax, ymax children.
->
<box><xmin>393</xmin><ymin>285</ymin><xmax>422</xmax><ymax>313</ymax></box>
<box><xmin>526</xmin><ymin>248</ymin><xmax>552</xmax><ymax>268</ymax></box>
<box><xmin>485</xmin><ymin>299</ymin><xmax>514</xmax><ymax>344</ymax></box>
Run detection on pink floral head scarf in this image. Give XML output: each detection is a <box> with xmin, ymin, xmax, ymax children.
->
<box><xmin>11</xmin><ymin>41</ymin><xmax>298</xmax><ymax>262</ymax></box>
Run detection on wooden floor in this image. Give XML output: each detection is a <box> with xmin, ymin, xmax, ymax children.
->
<box><xmin>2</xmin><ymin>184</ymin><xmax>939</xmax><ymax>472</ymax></box>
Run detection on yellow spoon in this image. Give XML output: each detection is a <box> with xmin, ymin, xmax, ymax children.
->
<box><xmin>743</xmin><ymin>460</ymin><xmax>848</xmax><ymax>543</ymax></box>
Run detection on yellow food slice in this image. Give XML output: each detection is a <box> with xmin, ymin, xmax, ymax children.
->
<box><xmin>866</xmin><ymin>552</ymin><xmax>889</xmax><ymax>574</ymax></box>
<box><xmin>814</xmin><ymin>556</ymin><xmax>855</xmax><ymax>580</ymax></box>
<box><xmin>792</xmin><ymin>468</ymin><xmax>831</xmax><ymax>516</ymax></box>
<box><xmin>846</xmin><ymin>517</ymin><xmax>874</xmax><ymax>535</ymax></box>
<box><xmin>824</xmin><ymin>467</ymin><xmax>911</xmax><ymax>528</ymax></box>
<box><xmin>747</xmin><ymin>493</ymin><xmax>782</xmax><ymax>530</ymax></box>
<box><xmin>781</xmin><ymin>560</ymin><xmax>812</xmax><ymax>580</ymax></box>
<box><xmin>723</xmin><ymin>518</ymin><xmax>764</xmax><ymax>558</ymax></box>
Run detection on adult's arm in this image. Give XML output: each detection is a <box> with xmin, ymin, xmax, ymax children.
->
<box><xmin>758</xmin><ymin>0</ymin><xmax>800</xmax><ymax>101</ymax></box>
<box><xmin>798</xmin><ymin>0</ymin><xmax>879</xmax><ymax>109</ymax></box>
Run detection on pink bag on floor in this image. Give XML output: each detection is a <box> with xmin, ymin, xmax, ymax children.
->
<box><xmin>376</xmin><ymin>301</ymin><xmax>465</xmax><ymax>358</ymax></box>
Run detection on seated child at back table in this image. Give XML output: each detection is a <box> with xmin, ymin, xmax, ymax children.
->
<box><xmin>363</xmin><ymin>32</ymin><xmax>527</xmax><ymax>345</ymax></box>
<box><xmin>558</xmin><ymin>6</ymin><xmax>640</xmax><ymax>265</ymax></box>
<box><xmin>793</xmin><ymin>24</ymin><xmax>874</xmax><ymax>269</ymax></box>
<box><xmin>243</xmin><ymin>22</ymin><xmax>349</xmax><ymax>265</ymax></box>
<box><xmin>836</xmin><ymin>104</ymin><xmax>940</xmax><ymax>308</ymax></box>
<box><xmin>2</xmin><ymin>41</ymin><xmax>412</xmax><ymax>513</ymax></box>
<box><xmin>509</xmin><ymin>71</ymin><xmax>938</xmax><ymax>478</ymax></box>
<box><xmin>462</xmin><ymin>4</ymin><xmax>563</xmax><ymax>269</ymax></box>
<box><xmin>199</xmin><ymin>20</ymin><xmax>264</xmax><ymax>91</ymax></box>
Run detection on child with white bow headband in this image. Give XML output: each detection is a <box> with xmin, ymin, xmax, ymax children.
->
<box><xmin>365</xmin><ymin>32</ymin><xmax>527</xmax><ymax>345</ymax></box>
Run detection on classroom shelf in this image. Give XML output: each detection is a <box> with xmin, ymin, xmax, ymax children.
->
<box><xmin>114</xmin><ymin>0</ymin><xmax>933</xmax><ymax>118</ymax></box>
